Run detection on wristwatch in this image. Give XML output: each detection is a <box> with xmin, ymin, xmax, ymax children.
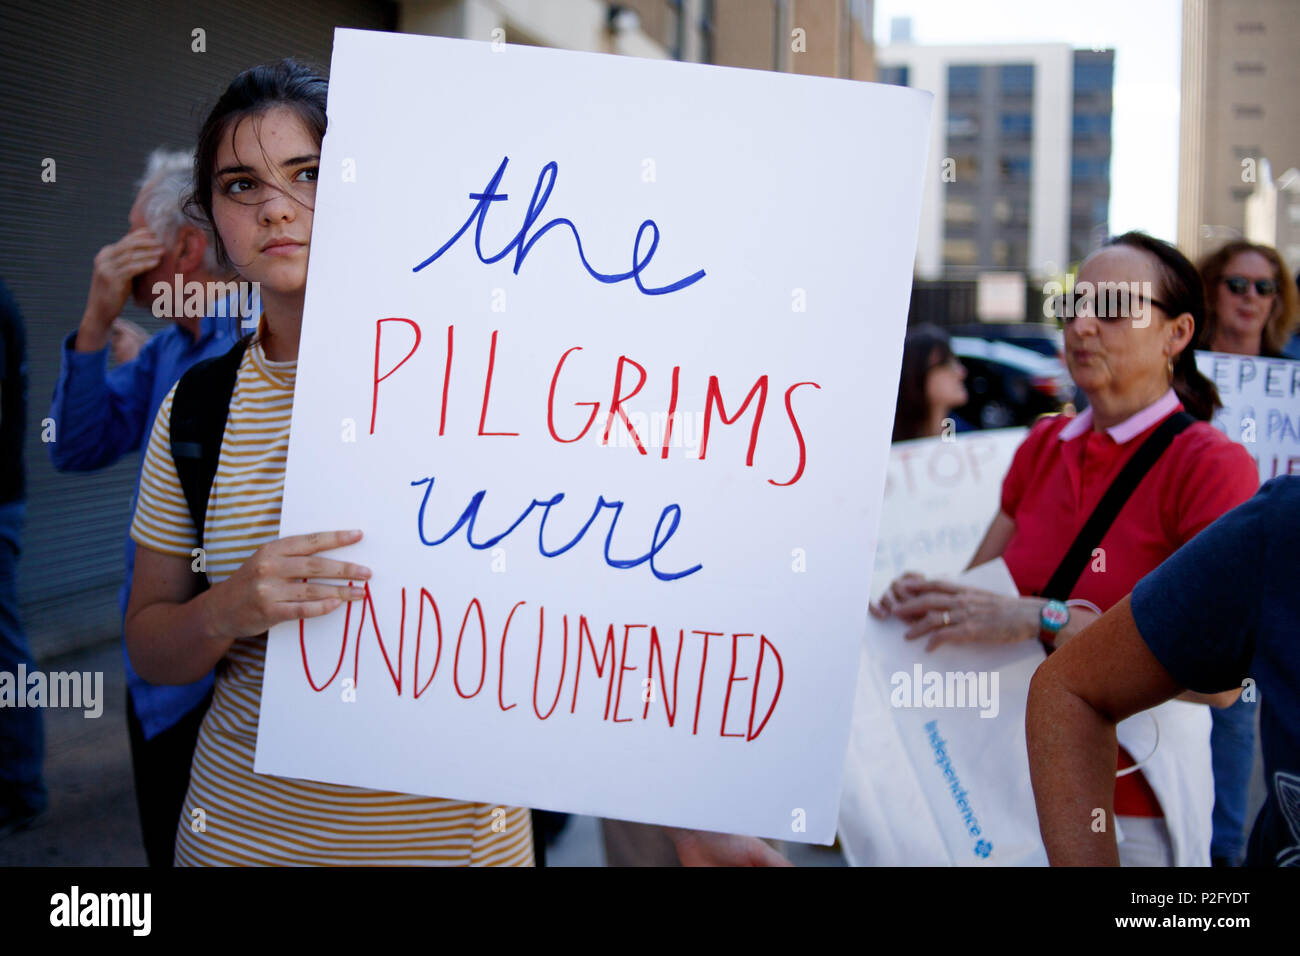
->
<box><xmin>1039</xmin><ymin>599</ymin><xmax>1069</xmax><ymax>652</ymax></box>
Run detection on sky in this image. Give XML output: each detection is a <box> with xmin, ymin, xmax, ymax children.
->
<box><xmin>872</xmin><ymin>0</ymin><xmax>1183</xmax><ymax>243</ymax></box>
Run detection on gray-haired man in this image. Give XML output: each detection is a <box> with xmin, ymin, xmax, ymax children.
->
<box><xmin>48</xmin><ymin>148</ymin><xmax>247</xmax><ymax>865</ymax></box>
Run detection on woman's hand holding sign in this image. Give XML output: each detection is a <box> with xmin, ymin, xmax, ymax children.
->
<box><xmin>202</xmin><ymin>530</ymin><xmax>372</xmax><ymax>643</ymax></box>
<box><xmin>870</xmin><ymin>571</ymin><xmax>1102</xmax><ymax>653</ymax></box>
<box><xmin>126</xmin><ymin>529</ymin><xmax>371</xmax><ymax>686</ymax></box>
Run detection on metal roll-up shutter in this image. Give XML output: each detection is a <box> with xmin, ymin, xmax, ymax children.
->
<box><xmin>0</xmin><ymin>0</ymin><xmax>396</xmax><ymax>658</ymax></box>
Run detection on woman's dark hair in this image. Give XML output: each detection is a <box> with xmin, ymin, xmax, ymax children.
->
<box><xmin>1195</xmin><ymin>239</ymin><xmax>1299</xmax><ymax>357</ymax></box>
<box><xmin>893</xmin><ymin>323</ymin><xmax>957</xmax><ymax>442</ymax></box>
<box><xmin>187</xmin><ymin>58</ymin><xmax>328</xmax><ymax>269</ymax></box>
<box><xmin>1102</xmin><ymin>231</ymin><xmax>1220</xmax><ymax>421</ymax></box>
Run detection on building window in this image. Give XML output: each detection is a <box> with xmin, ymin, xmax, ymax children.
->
<box><xmin>943</xmin><ymin>238</ymin><xmax>978</xmax><ymax>266</ymax></box>
<box><xmin>1233</xmin><ymin>145</ymin><xmax>1264</xmax><ymax>158</ymax></box>
<box><xmin>1072</xmin><ymin>157</ymin><xmax>1109</xmax><ymax>181</ymax></box>
<box><xmin>948</xmin><ymin>64</ymin><xmax>981</xmax><ymax>95</ymax></box>
<box><xmin>1074</xmin><ymin>62</ymin><xmax>1113</xmax><ymax>94</ymax></box>
<box><xmin>1073</xmin><ymin>114</ymin><xmax>1111</xmax><ymax>137</ymax></box>
<box><xmin>1233</xmin><ymin>105</ymin><xmax>1264</xmax><ymax>119</ymax></box>
<box><xmin>1000</xmin><ymin>112</ymin><xmax>1032</xmax><ymax>138</ymax></box>
<box><xmin>1233</xmin><ymin>62</ymin><xmax>1266</xmax><ymax>75</ymax></box>
<box><xmin>999</xmin><ymin>64</ymin><xmax>1034</xmax><ymax>95</ymax></box>
<box><xmin>1000</xmin><ymin>156</ymin><xmax>1032</xmax><ymax>182</ymax></box>
<box><xmin>945</xmin><ymin>199</ymin><xmax>978</xmax><ymax>224</ymax></box>
<box><xmin>952</xmin><ymin>155</ymin><xmax>979</xmax><ymax>180</ymax></box>
<box><xmin>947</xmin><ymin>113</ymin><xmax>979</xmax><ymax>138</ymax></box>
<box><xmin>993</xmin><ymin>198</ymin><xmax>1012</xmax><ymax>224</ymax></box>
<box><xmin>878</xmin><ymin>64</ymin><xmax>909</xmax><ymax>87</ymax></box>
<box><xmin>1231</xmin><ymin>187</ymin><xmax>1252</xmax><ymax>202</ymax></box>
<box><xmin>1235</xmin><ymin>21</ymin><xmax>1266</xmax><ymax>34</ymax></box>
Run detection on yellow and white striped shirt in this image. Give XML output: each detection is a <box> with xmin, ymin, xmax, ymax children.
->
<box><xmin>130</xmin><ymin>334</ymin><xmax>534</xmax><ymax>866</ymax></box>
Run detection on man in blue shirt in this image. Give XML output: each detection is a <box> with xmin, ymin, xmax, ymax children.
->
<box><xmin>1028</xmin><ymin>477</ymin><xmax>1300</xmax><ymax>866</ymax></box>
<box><xmin>48</xmin><ymin>149</ymin><xmax>250</xmax><ymax>866</ymax></box>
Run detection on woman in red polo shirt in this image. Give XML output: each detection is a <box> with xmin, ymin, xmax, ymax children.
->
<box><xmin>871</xmin><ymin>232</ymin><xmax>1258</xmax><ymax>866</ymax></box>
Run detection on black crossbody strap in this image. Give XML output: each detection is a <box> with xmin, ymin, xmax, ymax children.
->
<box><xmin>1041</xmin><ymin>410</ymin><xmax>1195</xmax><ymax>601</ymax></box>
<box><xmin>169</xmin><ymin>338</ymin><xmax>251</xmax><ymax>581</ymax></box>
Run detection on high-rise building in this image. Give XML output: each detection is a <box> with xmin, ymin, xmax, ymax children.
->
<box><xmin>1178</xmin><ymin>0</ymin><xmax>1300</xmax><ymax>262</ymax></box>
<box><xmin>877</xmin><ymin>43</ymin><xmax>1114</xmax><ymax>281</ymax></box>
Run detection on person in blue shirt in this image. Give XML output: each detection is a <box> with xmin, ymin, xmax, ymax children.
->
<box><xmin>48</xmin><ymin>148</ymin><xmax>250</xmax><ymax>866</ymax></box>
<box><xmin>1028</xmin><ymin>476</ymin><xmax>1300</xmax><ymax>866</ymax></box>
<box><xmin>0</xmin><ymin>277</ymin><xmax>43</xmax><ymax>838</ymax></box>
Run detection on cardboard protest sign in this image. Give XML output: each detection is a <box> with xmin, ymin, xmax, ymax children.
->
<box><xmin>1197</xmin><ymin>350</ymin><xmax>1300</xmax><ymax>482</ymax></box>
<box><xmin>254</xmin><ymin>29</ymin><xmax>932</xmax><ymax>843</ymax></box>
<box><xmin>872</xmin><ymin>428</ymin><xmax>1027</xmax><ymax>598</ymax></box>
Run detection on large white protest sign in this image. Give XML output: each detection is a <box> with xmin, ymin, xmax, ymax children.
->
<box><xmin>872</xmin><ymin>428</ymin><xmax>1026</xmax><ymax>597</ymax></box>
<box><xmin>1197</xmin><ymin>350</ymin><xmax>1300</xmax><ymax>482</ymax></box>
<box><xmin>254</xmin><ymin>29</ymin><xmax>932</xmax><ymax>843</ymax></box>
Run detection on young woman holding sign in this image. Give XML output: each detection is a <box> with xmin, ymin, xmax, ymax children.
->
<box><xmin>125</xmin><ymin>60</ymin><xmax>781</xmax><ymax>867</ymax></box>
<box><xmin>123</xmin><ymin>61</ymin><xmax>539</xmax><ymax>866</ymax></box>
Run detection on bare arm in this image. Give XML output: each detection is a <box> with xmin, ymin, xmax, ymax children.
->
<box><xmin>1026</xmin><ymin>594</ymin><xmax>1184</xmax><ymax>865</ymax></box>
<box><xmin>966</xmin><ymin>509</ymin><xmax>1015</xmax><ymax>570</ymax></box>
<box><xmin>126</xmin><ymin>530</ymin><xmax>371</xmax><ymax>686</ymax></box>
<box><xmin>125</xmin><ymin>544</ymin><xmax>232</xmax><ymax>684</ymax></box>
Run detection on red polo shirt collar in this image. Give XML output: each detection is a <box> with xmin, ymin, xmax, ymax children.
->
<box><xmin>1058</xmin><ymin>387</ymin><xmax>1181</xmax><ymax>444</ymax></box>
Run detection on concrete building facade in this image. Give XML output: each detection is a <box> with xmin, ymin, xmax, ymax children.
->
<box><xmin>399</xmin><ymin>0</ymin><xmax>874</xmax><ymax>77</ymax></box>
<box><xmin>1244</xmin><ymin>160</ymin><xmax>1300</xmax><ymax>273</ymax></box>
<box><xmin>1178</xmin><ymin>0</ymin><xmax>1300</xmax><ymax>262</ymax></box>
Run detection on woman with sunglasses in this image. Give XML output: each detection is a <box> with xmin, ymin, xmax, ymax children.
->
<box><xmin>1192</xmin><ymin>241</ymin><xmax>1298</xmax><ymax>866</ymax></box>
<box><xmin>870</xmin><ymin>232</ymin><xmax>1259</xmax><ymax>866</ymax></box>
<box><xmin>1196</xmin><ymin>241</ymin><xmax>1299</xmax><ymax>358</ymax></box>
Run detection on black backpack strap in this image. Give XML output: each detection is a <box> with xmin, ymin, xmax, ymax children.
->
<box><xmin>1041</xmin><ymin>411</ymin><xmax>1195</xmax><ymax>601</ymax></box>
<box><xmin>169</xmin><ymin>338</ymin><xmax>250</xmax><ymax>580</ymax></box>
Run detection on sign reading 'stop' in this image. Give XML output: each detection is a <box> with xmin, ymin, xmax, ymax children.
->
<box><xmin>255</xmin><ymin>28</ymin><xmax>933</xmax><ymax>844</ymax></box>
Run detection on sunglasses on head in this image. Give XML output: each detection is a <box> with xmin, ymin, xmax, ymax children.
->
<box><xmin>1223</xmin><ymin>276</ymin><xmax>1277</xmax><ymax>296</ymax></box>
<box><xmin>1050</xmin><ymin>287</ymin><xmax>1172</xmax><ymax>323</ymax></box>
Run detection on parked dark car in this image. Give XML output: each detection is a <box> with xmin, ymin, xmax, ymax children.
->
<box><xmin>947</xmin><ymin>323</ymin><xmax>1064</xmax><ymax>361</ymax></box>
<box><xmin>950</xmin><ymin>336</ymin><xmax>1074</xmax><ymax>429</ymax></box>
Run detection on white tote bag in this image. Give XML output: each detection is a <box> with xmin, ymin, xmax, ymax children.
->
<box><xmin>837</xmin><ymin>559</ymin><xmax>1050</xmax><ymax>866</ymax></box>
